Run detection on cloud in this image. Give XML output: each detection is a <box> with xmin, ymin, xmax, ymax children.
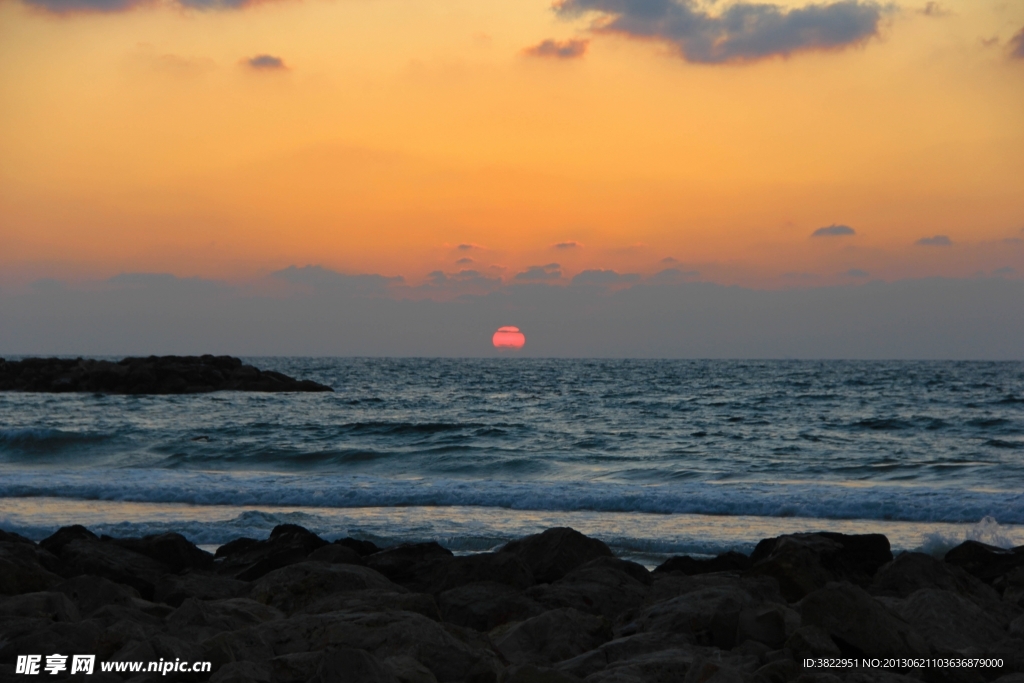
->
<box><xmin>993</xmin><ymin>266</ymin><xmax>1015</xmax><ymax>276</ymax></box>
<box><xmin>455</xmin><ymin>257</ymin><xmax>474</xmax><ymax>265</ymax></box>
<box><xmin>18</xmin><ymin>0</ymin><xmax>273</xmax><ymax>13</ymax></box>
<box><xmin>524</xmin><ymin>38</ymin><xmax>590</xmax><ymax>59</ymax></box>
<box><xmin>812</xmin><ymin>224</ymin><xmax>856</xmax><ymax>237</ymax></box>
<box><xmin>649</xmin><ymin>267</ymin><xmax>699</xmax><ymax>283</ymax></box>
<box><xmin>246</xmin><ymin>54</ymin><xmax>287</xmax><ymax>70</ymax></box>
<box><xmin>272</xmin><ymin>265</ymin><xmax>402</xmax><ymax>293</ymax></box>
<box><xmin>1004</xmin><ymin>237</ymin><xmax>1024</xmax><ymax>245</ymax></box>
<box><xmin>1011</xmin><ymin>27</ymin><xmax>1024</xmax><ymax>59</ymax></box>
<box><xmin>457</xmin><ymin>243</ymin><xmax>485</xmax><ymax>251</ymax></box>
<box><xmin>845</xmin><ymin>268</ymin><xmax>869</xmax><ymax>277</ymax></box>
<box><xmin>571</xmin><ymin>269</ymin><xmax>641</xmax><ymax>285</ymax></box>
<box><xmin>514</xmin><ymin>263</ymin><xmax>562</xmax><ymax>281</ymax></box>
<box><xmin>918</xmin><ymin>2</ymin><xmax>948</xmax><ymax>16</ymax></box>
<box><xmin>916</xmin><ymin>235</ymin><xmax>952</xmax><ymax>247</ymax></box>
<box><xmin>553</xmin><ymin>241</ymin><xmax>582</xmax><ymax>249</ymax></box>
<box><xmin>554</xmin><ymin>0</ymin><xmax>884</xmax><ymax>64</ymax></box>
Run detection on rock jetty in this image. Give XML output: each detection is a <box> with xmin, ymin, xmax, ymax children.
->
<box><xmin>2</xmin><ymin>525</ymin><xmax>1023</xmax><ymax>682</ymax></box>
<box><xmin>0</xmin><ymin>356</ymin><xmax>332</xmax><ymax>394</ymax></box>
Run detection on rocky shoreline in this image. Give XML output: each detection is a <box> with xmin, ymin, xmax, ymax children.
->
<box><xmin>2</xmin><ymin>525</ymin><xmax>1024</xmax><ymax>683</ymax></box>
<box><xmin>0</xmin><ymin>357</ymin><xmax>332</xmax><ymax>394</ymax></box>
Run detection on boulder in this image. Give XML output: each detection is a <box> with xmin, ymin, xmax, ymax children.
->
<box><xmin>555</xmin><ymin>632</ymin><xmax>697</xmax><ymax>679</ymax></box>
<box><xmin>1001</xmin><ymin>567</ymin><xmax>1024</xmax><ymax>609</ymax></box>
<box><xmin>735</xmin><ymin>605</ymin><xmax>793</xmax><ymax>649</ymax></box>
<box><xmin>153</xmin><ymin>571</ymin><xmax>250</xmax><ymax>607</ymax></box>
<box><xmin>336</xmin><ymin>537</ymin><xmax>382</xmax><ymax>556</ymax></box>
<box><xmin>583</xmin><ymin>648</ymin><xmax>700</xmax><ymax>683</ymax></box>
<box><xmin>39</xmin><ymin>524</ymin><xmax>98</xmax><ymax>556</ymax></box>
<box><xmin>492</xmin><ymin>608</ymin><xmax>612</xmax><ymax>665</ymax></box>
<box><xmin>244</xmin><ymin>609</ymin><xmax>502</xmax><ymax>682</ymax></box>
<box><xmin>748</xmin><ymin>533</ymin><xmax>892</xmax><ymax>602</ymax></box>
<box><xmin>58</xmin><ymin>538</ymin><xmax>172</xmax><ymax>599</ymax></box>
<box><xmin>525</xmin><ymin>557</ymin><xmax>650</xmax><ymax>621</ymax></box>
<box><xmin>499</xmin><ymin>528</ymin><xmax>614</xmax><ymax>584</ymax></box>
<box><xmin>752</xmin><ymin>659</ymin><xmax>803</xmax><ymax>683</ymax></box>
<box><xmin>209</xmin><ymin>660</ymin><xmax>272</xmax><ymax>683</ymax></box>
<box><xmin>365</xmin><ymin>542</ymin><xmax>454</xmax><ymax>587</ymax></box>
<box><xmin>500</xmin><ymin>664</ymin><xmax>581</xmax><ymax>683</ymax></box>
<box><xmin>308</xmin><ymin>544</ymin><xmax>366</xmax><ymax>566</ymax></box>
<box><xmin>798</xmin><ymin>582</ymin><xmax>928</xmax><ymax>659</ymax></box>
<box><xmin>299</xmin><ymin>589</ymin><xmax>441</xmax><ymax>622</ymax></box>
<box><xmin>428</xmin><ymin>552</ymin><xmax>535</xmax><ymax>594</ymax></box>
<box><xmin>439</xmin><ymin>581</ymin><xmax>544</xmax><ymax>631</ymax></box>
<box><xmin>783</xmin><ymin>626</ymin><xmax>842</xmax><ymax>661</ymax></box>
<box><xmin>383</xmin><ymin>655</ymin><xmax>439</xmax><ymax>683</ymax></box>
<box><xmin>111</xmin><ymin>532</ymin><xmax>214</xmax><ymax>572</ymax></box>
<box><xmin>945</xmin><ymin>541</ymin><xmax>1024</xmax><ymax>584</ymax></box>
<box><xmin>249</xmin><ymin>561</ymin><xmax>398</xmax><ymax>614</ymax></box>
<box><xmin>627</xmin><ymin>583</ymin><xmax>768</xmax><ymax>648</ymax></box>
<box><xmin>268</xmin><ymin>651</ymin><xmax>324</xmax><ymax>683</ymax></box>
<box><xmin>167</xmin><ymin>597</ymin><xmax>284</xmax><ymax>641</ymax></box>
<box><xmin>0</xmin><ymin>591</ymin><xmax>80</xmax><ymax>621</ymax></box>
<box><xmin>893</xmin><ymin>588</ymin><xmax>1013</xmax><ymax>656</ymax></box>
<box><xmin>655</xmin><ymin>552</ymin><xmax>751</xmax><ymax>576</ymax></box>
<box><xmin>0</xmin><ymin>538</ymin><xmax>63</xmax><ymax>594</ymax></box>
<box><xmin>310</xmin><ymin>647</ymin><xmax>399</xmax><ymax>683</ymax></box>
<box><xmin>55</xmin><ymin>575</ymin><xmax>141</xmax><ymax>615</ymax></box>
<box><xmin>218</xmin><ymin>524</ymin><xmax>330</xmax><ymax>581</ymax></box>
<box><xmin>0</xmin><ymin>617</ymin><xmax>104</xmax><ymax>662</ymax></box>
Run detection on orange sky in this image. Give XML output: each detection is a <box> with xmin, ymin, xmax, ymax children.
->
<box><xmin>0</xmin><ymin>0</ymin><xmax>1022</xmax><ymax>288</ymax></box>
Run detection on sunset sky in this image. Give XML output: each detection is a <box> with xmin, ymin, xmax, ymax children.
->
<box><xmin>1</xmin><ymin>0</ymin><xmax>1022</xmax><ymax>291</ymax></box>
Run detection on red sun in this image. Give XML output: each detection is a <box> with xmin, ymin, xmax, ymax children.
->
<box><xmin>492</xmin><ymin>326</ymin><xmax>526</xmax><ymax>349</ymax></box>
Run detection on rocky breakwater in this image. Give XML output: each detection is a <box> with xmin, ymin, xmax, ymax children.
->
<box><xmin>0</xmin><ymin>356</ymin><xmax>332</xmax><ymax>394</ymax></box>
<box><xmin>2</xmin><ymin>525</ymin><xmax>1024</xmax><ymax>683</ymax></box>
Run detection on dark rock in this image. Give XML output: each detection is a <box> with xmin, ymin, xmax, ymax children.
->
<box><xmin>167</xmin><ymin>597</ymin><xmax>283</xmax><ymax>642</ymax></box>
<box><xmin>439</xmin><ymin>581</ymin><xmax>545</xmax><ymax>631</ymax></box>
<box><xmin>747</xmin><ymin>532</ymin><xmax>892</xmax><ymax>602</ymax></box>
<box><xmin>336</xmin><ymin>537</ymin><xmax>382</xmax><ymax>556</ymax></box>
<box><xmin>0</xmin><ymin>529</ymin><xmax>34</xmax><ymax>544</ymax></box>
<box><xmin>428</xmin><ymin>552</ymin><xmax>535</xmax><ymax>595</ymax></box>
<box><xmin>554</xmin><ymin>632</ymin><xmax>697</xmax><ymax>680</ymax></box>
<box><xmin>153</xmin><ymin>571</ymin><xmax>250</xmax><ymax>607</ymax></box>
<box><xmin>735</xmin><ymin>605</ymin><xmax>789</xmax><ymax>649</ymax></box>
<box><xmin>365</xmin><ymin>542</ymin><xmax>454</xmax><ymax>586</ymax></box>
<box><xmin>752</xmin><ymin>659</ymin><xmax>802</xmax><ymax>683</ymax></box>
<box><xmin>40</xmin><ymin>524</ymin><xmax>98</xmax><ymax>556</ymax></box>
<box><xmin>248</xmin><ymin>561</ymin><xmax>398</xmax><ymax>614</ymax></box>
<box><xmin>783</xmin><ymin>625</ymin><xmax>842</xmax><ymax>661</ymax></box>
<box><xmin>112</xmin><ymin>532</ymin><xmax>214</xmax><ymax>572</ymax></box>
<box><xmin>501</xmin><ymin>663</ymin><xmax>581</xmax><ymax>683</ymax></box>
<box><xmin>268</xmin><ymin>651</ymin><xmax>324</xmax><ymax>683</ymax></box>
<box><xmin>58</xmin><ymin>538</ymin><xmax>172</xmax><ymax>600</ymax></box>
<box><xmin>0</xmin><ymin>591</ymin><xmax>81</xmax><ymax>621</ymax></box>
<box><xmin>492</xmin><ymin>607</ymin><xmax>613</xmax><ymax>665</ymax></box>
<box><xmin>798</xmin><ymin>582</ymin><xmax>928</xmax><ymax>659</ymax></box>
<box><xmin>655</xmin><ymin>551</ymin><xmax>751</xmax><ymax>576</ymax></box>
<box><xmin>0</xmin><ymin>618</ymin><xmax>104</xmax><ymax>663</ymax></box>
<box><xmin>381</xmin><ymin>654</ymin><xmax>439</xmax><ymax>683</ymax></box>
<box><xmin>310</xmin><ymin>647</ymin><xmax>399</xmax><ymax>683</ymax></box>
<box><xmin>498</xmin><ymin>528</ymin><xmax>614</xmax><ymax>584</ymax></box>
<box><xmin>526</xmin><ymin>557</ymin><xmax>650</xmax><ymax>621</ymax></box>
<box><xmin>0</xmin><ymin>355</ymin><xmax>333</xmax><ymax>393</ymax></box>
<box><xmin>0</xmin><ymin>538</ymin><xmax>63</xmax><ymax>595</ymax></box>
<box><xmin>893</xmin><ymin>588</ymin><xmax>1016</xmax><ymax>657</ymax></box>
<box><xmin>945</xmin><ymin>541</ymin><xmax>1024</xmax><ymax>584</ymax></box>
<box><xmin>298</xmin><ymin>588</ymin><xmax>441</xmax><ymax>621</ymax></box>
<box><xmin>308</xmin><ymin>544</ymin><xmax>365</xmax><ymax>566</ymax></box>
<box><xmin>209</xmin><ymin>660</ymin><xmax>272</xmax><ymax>683</ymax></box>
<box><xmin>218</xmin><ymin>524</ymin><xmax>329</xmax><ymax>581</ymax></box>
<box><xmin>55</xmin><ymin>575</ymin><xmax>141</xmax><ymax>615</ymax></box>
<box><xmin>215</xmin><ymin>537</ymin><xmax>259</xmax><ymax>559</ymax></box>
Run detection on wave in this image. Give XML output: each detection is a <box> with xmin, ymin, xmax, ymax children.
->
<box><xmin>1</xmin><ymin>470</ymin><xmax>1022</xmax><ymax>524</ymax></box>
<box><xmin>0</xmin><ymin>428</ymin><xmax>114</xmax><ymax>455</ymax></box>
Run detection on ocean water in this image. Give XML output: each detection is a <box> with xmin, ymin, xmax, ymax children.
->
<box><xmin>2</xmin><ymin>359</ymin><xmax>1023</xmax><ymax>565</ymax></box>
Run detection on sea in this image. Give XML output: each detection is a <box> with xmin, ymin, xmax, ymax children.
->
<box><xmin>2</xmin><ymin>358</ymin><xmax>1023</xmax><ymax>566</ymax></box>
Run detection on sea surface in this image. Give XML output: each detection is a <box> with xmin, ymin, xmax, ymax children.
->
<box><xmin>2</xmin><ymin>358</ymin><xmax>1023</xmax><ymax>565</ymax></box>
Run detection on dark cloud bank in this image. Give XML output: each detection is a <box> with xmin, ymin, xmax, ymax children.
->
<box><xmin>555</xmin><ymin>0</ymin><xmax>884</xmax><ymax>63</ymax></box>
<box><xmin>2</xmin><ymin>267</ymin><xmax>1022</xmax><ymax>359</ymax></box>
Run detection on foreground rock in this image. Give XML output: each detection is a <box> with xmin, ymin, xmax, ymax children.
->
<box><xmin>2</xmin><ymin>525</ymin><xmax>1023</xmax><ymax>683</ymax></box>
<box><xmin>0</xmin><ymin>355</ymin><xmax>333</xmax><ymax>393</ymax></box>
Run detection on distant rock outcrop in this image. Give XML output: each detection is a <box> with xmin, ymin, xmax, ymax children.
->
<box><xmin>0</xmin><ymin>355</ymin><xmax>333</xmax><ymax>394</ymax></box>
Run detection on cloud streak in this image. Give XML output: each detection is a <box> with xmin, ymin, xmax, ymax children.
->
<box><xmin>1011</xmin><ymin>27</ymin><xmax>1024</xmax><ymax>60</ymax></box>
<box><xmin>916</xmin><ymin>235</ymin><xmax>952</xmax><ymax>247</ymax></box>
<box><xmin>524</xmin><ymin>39</ymin><xmax>590</xmax><ymax>59</ymax></box>
<box><xmin>554</xmin><ymin>0</ymin><xmax>884</xmax><ymax>64</ymax></box>
<box><xmin>246</xmin><ymin>54</ymin><xmax>287</xmax><ymax>70</ymax></box>
<box><xmin>812</xmin><ymin>224</ymin><xmax>855</xmax><ymax>237</ymax></box>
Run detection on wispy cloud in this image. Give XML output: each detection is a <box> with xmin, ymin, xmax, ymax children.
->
<box><xmin>554</xmin><ymin>0</ymin><xmax>884</xmax><ymax>64</ymax></box>
<box><xmin>846</xmin><ymin>268</ymin><xmax>869</xmax><ymax>277</ymax></box>
<box><xmin>457</xmin><ymin>243</ymin><xmax>486</xmax><ymax>251</ymax></box>
<box><xmin>524</xmin><ymin>38</ymin><xmax>590</xmax><ymax>59</ymax></box>
<box><xmin>571</xmin><ymin>269</ymin><xmax>641</xmax><ymax>285</ymax></box>
<box><xmin>515</xmin><ymin>263</ymin><xmax>562</xmax><ymax>281</ymax></box>
<box><xmin>455</xmin><ymin>257</ymin><xmax>474</xmax><ymax>265</ymax></box>
<box><xmin>812</xmin><ymin>224</ymin><xmax>856</xmax><ymax>237</ymax></box>
<box><xmin>1011</xmin><ymin>27</ymin><xmax>1024</xmax><ymax>59</ymax></box>
<box><xmin>246</xmin><ymin>54</ymin><xmax>287</xmax><ymax>70</ymax></box>
<box><xmin>553</xmin><ymin>241</ymin><xmax>583</xmax><ymax>249</ymax></box>
<box><xmin>916</xmin><ymin>235</ymin><xmax>952</xmax><ymax>246</ymax></box>
<box><xmin>918</xmin><ymin>2</ymin><xmax>948</xmax><ymax>17</ymax></box>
